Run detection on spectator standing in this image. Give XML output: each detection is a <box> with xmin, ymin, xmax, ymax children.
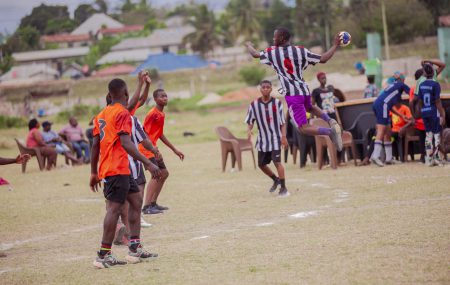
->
<box><xmin>363</xmin><ymin>75</ymin><xmax>379</xmax><ymax>98</ymax></box>
<box><xmin>311</xmin><ymin>72</ymin><xmax>342</xmax><ymax>121</ymax></box>
<box><xmin>60</xmin><ymin>117</ymin><xmax>90</xmax><ymax>163</ymax></box>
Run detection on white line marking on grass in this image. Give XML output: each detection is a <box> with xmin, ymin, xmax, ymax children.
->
<box><xmin>289</xmin><ymin>211</ymin><xmax>320</xmax><ymax>219</ymax></box>
<box><xmin>311</xmin><ymin>183</ymin><xmax>331</xmax><ymax>189</ymax></box>
<box><xmin>190</xmin><ymin>235</ymin><xmax>210</xmax><ymax>240</ymax></box>
<box><xmin>64</xmin><ymin>256</ymin><xmax>91</xmax><ymax>262</ymax></box>
<box><xmin>290</xmin><ymin>178</ymin><xmax>307</xmax><ymax>183</ymax></box>
<box><xmin>0</xmin><ymin>267</ymin><xmax>21</xmax><ymax>275</ymax></box>
<box><xmin>255</xmin><ymin>222</ymin><xmax>274</xmax><ymax>227</ymax></box>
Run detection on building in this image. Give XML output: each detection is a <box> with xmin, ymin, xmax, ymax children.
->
<box><xmin>71</xmin><ymin>13</ymin><xmax>123</xmax><ymax>35</ymax></box>
<box><xmin>40</xmin><ymin>33</ymin><xmax>92</xmax><ymax>49</ymax></box>
<box><xmin>96</xmin><ymin>25</ymin><xmax>144</xmax><ymax>40</ymax></box>
<box><xmin>0</xmin><ymin>63</ymin><xmax>59</xmax><ymax>84</ymax></box>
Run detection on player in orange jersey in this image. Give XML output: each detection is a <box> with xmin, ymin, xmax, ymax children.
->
<box><xmin>90</xmin><ymin>78</ymin><xmax>160</xmax><ymax>269</ymax></box>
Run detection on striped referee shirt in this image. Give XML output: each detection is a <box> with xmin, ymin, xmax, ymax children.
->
<box><xmin>245</xmin><ymin>97</ymin><xmax>286</xmax><ymax>152</ymax></box>
<box><xmin>128</xmin><ymin>116</ymin><xmax>148</xmax><ymax>179</ymax></box>
<box><xmin>260</xmin><ymin>45</ymin><xmax>321</xmax><ymax>96</ymax></box>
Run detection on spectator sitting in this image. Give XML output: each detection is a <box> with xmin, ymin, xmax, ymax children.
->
<box><xmin>41</xmin><ymin>121</ymin><xmax>80</xmax><ymax>165</ymax></box>
<box><xmin>363</xmin><ymin>75</ymin><xmax>379</xmax><ymax>98</ymax></box>
<box><xmin>390</xmin><ymin>102</ymin><xmax>414</xmax><ymax>161</ymax></box>
<box><xmin>85</xmin><ymin>117</ymin><xmax>95</xmax><ymax>148</ymax></box>
<box><xmin>26</xmin><ymin>119</ymin><xmax>57</xmax><ymax>170</ymax></box>
<box><xmin>59</xmin><ymin>117</ymin><xmax>90</xmax><ymax>163</ymax></box>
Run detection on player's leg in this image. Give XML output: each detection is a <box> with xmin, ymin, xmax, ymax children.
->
<box><xmin>272</xmin><ymin>150</ymin><xmax>288</xmax><ymax>196</ymax></box>
<box><xmin>423</xmin><ymin>117</ymin><xmax>435</xmax><ymax>166</ymax></box>
<box><xmin>371</xmin><ymin>103</ymin><xmax>388</xmax><ymax>166</ymax></box>
<box><xmin>136</xmin><ymin>165</ymin><xmax>152</xmax><ymax>227</ymax></box>
<box><xmin>113</xmin><ymin>202</ymin><xmax>129</xmax><ymax>246</ymax></box>
<box><xmin>258</xmin><ymin>151</ymin><xmax>280</xmax><ymax>192</ymax></box>
<box><xmin>125</xmin><ymin>178</ymin><xmax>158</xmax><ymax>263</ymax></box>
<box><xmin>148</xmin><ymin>158</ymin><xmax>169</xmax><ymax>211</ymax></box>
<box><xmin>433</xmin><ymin>117</ymin><xmax>443</xmax><ymax>165</ymax></box>
<box><xmin>384</xmin><ymin>126</ymin><xmax>398</xmax><ymax>164</ymax></box>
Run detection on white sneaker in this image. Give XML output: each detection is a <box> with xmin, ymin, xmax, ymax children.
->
<box><xmin>140</xmin><ymin>215</ymin><xmax>152</xmax><ymax>228</ymax></box>
<box><xmin>370</xmin><ymin>157</ymin><xmax>384</xmax><ymax>167</ymax></box>
<box><xmin>425</xmin><ymin>156</ymin><xmax>434</xmax><ymax>167</ymax></box>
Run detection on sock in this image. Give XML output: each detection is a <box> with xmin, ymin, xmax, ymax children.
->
<box><xmin>280</xmin><ymin>179</ymin><xmax>285</xmax><ymax>188</ymax></box>
<box><xmin>434</xmin><ymin>133</ymin><xmax>441</xmax><ymax>158</ymax></box>
<box><xmin>99</xmin><ymin>242</ymin><xmax>112</xmax><ymax>257</ymax></box>
<box><xmin>129</xmin><ymin>236</ymin><xmax>140</xmax><ymax>252</ymax></box>
<box><xmin>320</xmin><ymin>113</ymin><xmax>331</xmax><ymax>122</ymax></box>
<box><xmin>270</xmin><ymin>174</ymin><xmax>278</xmax><ymax>182</ymax></box>
<box><xmin>371</xmin><ymin>140</ymin><xmax>383</xmax><ymax>160</ymax></box>
<box><xmin>425</xmin><ymin>132</ymin><xmax>433</xmax><ymax>157</ymax></box>
<box><xmin>318</xmin><ymin>127</ymin><xmax>331</xmax><ymax>136</ymax></box>
<box><xmin>384</xmin><ymin>141</ymin><xmax>392</xmax><ymax>162</ymax></box>
<box><xmin>150</xmin><ymin>201</ymin><xmax>156</xmax><ymax>207</ymax></box>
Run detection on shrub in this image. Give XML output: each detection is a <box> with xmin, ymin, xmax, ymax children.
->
<box><xmin>0</xmin><ymin>115</ymin><xmax>27</xmax><ymax>129</ymax></box>
<box><xmin>56</xmin><ymin>104</ymin><xmax>102</xmax><ymax>123</ymax></box>
<box><xmin>239</xmin><ymin>65</ymin><xmax>266</xmax><ymax>86</ymax></box>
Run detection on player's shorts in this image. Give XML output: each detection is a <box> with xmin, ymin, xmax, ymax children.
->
<box><xmin>135</xmin><ymin>164</ymin><xmax>146</xmax><ymax>186</ymax></box>
<box><xmin>372</xmin><ymin>102</ymin><xmax>391</xmax><ymax>125</ymax></box>
<box><xmin>422</xmin><ymin>116</ymin><xmax>441</xmax><ymax>134</ymax></box>
<box><xmin>149</xmin><ymin>157</ymin><xmax>167</xmax><ymax>170</ymax></box>
<box><xmin>103</xmin><ymin>175</ymin><xmax>139</xmax><ymax>204</ymax></box>
<box><xmin>285</xmin><ymin>95</ymin><xmax>312</xmax><ymax>128</ymax></box>
<box><xmin>258</xmin><ymin>150</ymin><xmax>281</xmax><ymax>167</ymax></box>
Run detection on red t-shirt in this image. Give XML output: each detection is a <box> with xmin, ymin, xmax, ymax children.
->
<box><xmin>409</xmin><ymin>86</ymin><xmax>425</xmax><ymax>131</ymax></box>
<box><xmin>138</xmin><ymin>107</ymin><xmax>165</xmax><ymax>158</ymax></box>
<box><xmin>93</xmin><ymin>103</ymin><xmax>132</xmax><ymax>179</ymax></box>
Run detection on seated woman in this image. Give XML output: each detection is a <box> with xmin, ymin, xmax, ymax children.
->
<box><xmin>26</xmin><ymin>119</ymin><xmax>58</xmax><ymax>170</ymax></box>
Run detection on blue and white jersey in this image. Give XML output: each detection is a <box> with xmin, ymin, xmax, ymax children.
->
<box><xmin>418</xmin><ymin>79</ymin><xmax>441</xmax><ymax>118</ymax></box>
<box><xmin>374</xmin><ymin>81</ymin><xmax>410</xmax><ymax>112</ymax></box>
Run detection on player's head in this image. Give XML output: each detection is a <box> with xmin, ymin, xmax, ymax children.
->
<box><xmin>69</xmin><ymin>116</ymin><xmax>78</xmax><ymax>127</ymax></box>
<box><xmin>414</xmin><ymin>68</ymin><xmax>423</xmax><ymax>81</ymax></box>
<box><xmin>42</xmin><ymin>121</ymin><xmax>52</xmax><ymax>132</ymax></box>
<box><xmin>367</xmin><ymin>75</ymin><xmax>375</xmax><ymax>84</ymax></box>
<box><xmin>274</xmin><ymin>27</ymin><xmax>291</xmax><ymax>46</ymax></box>
<box><xmin>28</xmin><ymin>118</ymin><xmax>39</xmax><ymax>130</ymax></box>
<box><xmin>317</xmin><ymin>72</ymin><xmax>326</xmax><ymax>86</ymax></box>
<box><xmin>153</xmin><ymin>89</ymin><xmax>168</xmax><ymax>106</ymax></box>
<box><xmin>105</xmin><ymin>93</ymin><xmax>112</xmax><ymax>105</ymax></box>
<box><xmin>108</xmin><ymin>78</ymin><xmax>129</xmax><ymax>105</ymax></box>
<box><xmin>394</xmin><ymin>72</ymin><xmax>405</xmax><ymax>83</ymax></box>
<box><xmin>422</xmin><ymin>62</ymin><xmax>434</xmax><ymax>78</ymax></box>
<box><xmin>259</xmin><ymin>80</ymin><xmax>272</xmax><ymax>97</ymax></box>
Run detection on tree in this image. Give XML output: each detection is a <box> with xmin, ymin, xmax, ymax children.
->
<box><xmin>183</xmin><ymin>5</ymin><xmax>220</xmax><ymax>57</ymax></box>
<box><xmin>226</xmin><ymin>0</ymin><xmax>261</xmax><ymax>42</ymax></box>
<box><xmin>74</xmin><ymin>4</ymin><xmax>98</xmax><ymax>25</ymax></box>
<box><xmin>94</xmin><ymin>0</ymin><xmax>108</xmax><ymax>14</ymax></box>
<box><xmin>19</xmin><ymin>4</ymin><xmax>72</xmax><ymax>35</ymax></box>
<box><xmin>4</xmin><ymin>26</ymin><xmax>40</xmax><ymax>53</ymax></box>
<box><xmin>260</xmin><ymin>0</ymin><xmax>294</xmax><ymax>45</ymax></box>
<box><xmin>45</xmin><ymin>19</ymin><xmax>76</xmax><ymax>35</ymax></box>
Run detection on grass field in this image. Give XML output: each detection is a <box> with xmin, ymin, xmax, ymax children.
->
<box><xmin>1</xmin><ymin>106</ymin><xmax>449</xmax><ymax>284</ymax></box>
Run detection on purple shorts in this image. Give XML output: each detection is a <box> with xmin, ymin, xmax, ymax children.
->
<box><xmin>285</xmin><ymin>95</ymin><xmax>312</xmax><ymax>128</ymax></box>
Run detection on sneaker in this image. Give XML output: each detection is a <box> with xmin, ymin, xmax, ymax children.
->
<box><xmin>370</xmin><ymin>157</ymin><xmax>384</xmax><ymax>167</ymax></box>
<box><xmin>126</xmin><ymin>244</ymin><xmax>158</xmax><ymax>264</ymax></box>
<box><xmin>142</xmin><ymin>206</ymin><xmax>163</xmax><ymax>215</ymax></box>
<box><xmin>278</xmin><ymin>187</ymin><xmax>290</xmax><ymax>197</ymax></box>
<box><xmin>425</xmin><ymin>156</ymin><xmax>434</xmax><ymax>167</ymax></box>
<box><xmin>113</xmin><ymin>224</ymin><xmax>127</xmax><ymax>245</ymax></box>
<box><xmin>93</xmin><ymin>252</ymin><xmax>127</xmax><ymax>269</ymax></box>
<box><xmin>269</xmin><ymin>179</ymin><xmax>280</xmax><ymax>193</ymax></box>
<box><xmin>140</xmin><ymin>214</ymin><xmax>152</xmax><ymax>228</ymax></box>
<box><xmin>329</xmin><ymin>123</ymin><xmax>343</xmax><ymax>151</ymax></box>
<box><xmin>385</xmin><ymin>159</ymin><xmax>402</xmax><ymax>165</ymax></box>
<box><xmin>154</xmin><ymin>203</ymin><xmax>169</xmax><ymax>211</ymax></box>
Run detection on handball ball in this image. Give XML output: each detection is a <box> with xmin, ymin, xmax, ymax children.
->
<box><xmin>338</xmin><ymin>31</ymin><xmax>351</xmax><ymax>47</ymax></box>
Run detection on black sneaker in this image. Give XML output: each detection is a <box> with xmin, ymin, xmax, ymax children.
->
<box><xmin>141</xmin><ymin>204</ymin><xmax>151</xmax><ymax>213</ymax></box>
<box><xmin>154</xmin><ymin>203</ymin><xmax>169</xmax><ymax>211</ymax></box>
<box><xmin>278</xmin><ymin>187</ymin><xmax>290</xmax><ymax>197</ymax></box>
<box><xmin>142</xmin><ymin>206</ymin><xmax>163</xmax><ymax>215</ymax></box>
<box><xmin>93</xmin><ymin>252</ymin><xmax>127</xmax><ymax>269</ymax></box>
<box><xmin>269</xmin><ymin>179</ymin><xmax>280</xmax><ymax>193</ymax></box>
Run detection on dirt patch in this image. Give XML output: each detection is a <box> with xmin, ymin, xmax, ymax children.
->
<box><xmin>221</xmin><ymin>87</ymin><xmax>260</xmax><ymax>103</ymax></box>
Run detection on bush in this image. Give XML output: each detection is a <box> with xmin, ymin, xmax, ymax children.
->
<box><xmin>0</xmin><ymin>115</ymin><xmax>27</xmax><ymax>129</ymax></box>
<box><xmin>56</xmin><ymin>104</ymin><xmax>102</xmax><ymax>123</ymax></box>
<box><xmin>239</xmin><ymin>65</ymin><xmax>266</xmax><ymax>86</ymax></box>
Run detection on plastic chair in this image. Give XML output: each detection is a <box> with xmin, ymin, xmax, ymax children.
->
<box><xmin>214</xmin><ymin>126</ymin><xmax>256</xmax><ymax>171</ymax></box>
<box><xmin>404</xmin><ymin>126</ymin><xmax>419</xmax><ymax>162</ymax></box>
<box><xmin>14</xmin><ymin>138</ymin><xmax>45</xmax><ymax>173</ymax></box>
<box><xmin>346</xmin><ymin>112</ymin><xmax>377</xmax><ymax>160</ymax></box>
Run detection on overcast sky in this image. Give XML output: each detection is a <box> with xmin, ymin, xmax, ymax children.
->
<box><xmin>0</xmin><ymin>0</ymin><xmax>229</xmax><ymax>34</ymax></box>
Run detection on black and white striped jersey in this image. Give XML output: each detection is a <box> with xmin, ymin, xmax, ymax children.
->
<box><xmin>259</xmin><ymin>45</ymin><xmax>321</xmax><ymax>96</ymax></box>
<box><xmin>129</xmin><ymin>116</ymin><xmax>148</xmax><ymax>179</ymax></box>
<box><xmin>245</xmin><ymin>97</ymin><xmax>286</xmax><ymax>152</ymax></box>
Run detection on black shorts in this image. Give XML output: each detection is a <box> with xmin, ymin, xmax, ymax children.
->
<box><xmin>258</xmin><ymin>150</ymin><xmax>281</xmax><ymax>167</ymax></box>
<box><xmin>135</xmin><ymin>164</ymin><xmax>146</xmax><ymax>186</ymax></box>
<box><xmin>103</xmin><ymin>175</ymin><xmax>139</xmax><ymax>204</ymax></box>
<box><xmin>149</xmin><ymin>157</ymin><xmax>167</xmax><ymax>170</ymax></box>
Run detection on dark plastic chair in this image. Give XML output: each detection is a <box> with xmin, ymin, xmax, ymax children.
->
<box><xmin>346</xmin><ymin>112</ymin><xmax>377</xmax><ymax>160</ymax></box>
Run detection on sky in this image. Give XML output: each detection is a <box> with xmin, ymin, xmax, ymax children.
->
<box><xmin>0</xmin><ymin>0</ymin><xmax>229</xmax><ymax>34</ymax></box>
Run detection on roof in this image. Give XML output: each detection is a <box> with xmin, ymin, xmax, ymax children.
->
<box><xmin>131</xmin><ymin>52</ymin><xmax>208</xmax><ymax>73</ymax></box>
<box><xmin>71</xmin><ymin>13</ymin><xmax>123</xmax><ymax>35</ymax></box>
<box><xmin>12</xmin><ymin>47</ymin><xmax>89</xmax><ymax>62</ymax></box>
<box><xmin>94</xmin><ymin>64</ymin><xmax>136</xmax><ymax>77</ymax></box>
<box><xmin>0</xmin><ymin>63</ymin><xmax>58</xmax><ymax>81</ymax></box>
<box><xmin>111</xmin><ymin>26</ymin><xmax>195</xmax><ymax>51</ymax></box>
<box><xmin>439</xmin><ymin>15</ymin><xmax>450</xmax><ymax>27</ymax></box>
<box><xmin>164</xmin><ymin>16</ymin><xmax>185</xmax><ymax>28</ymax></box>
<box><xmin>41</xmin><ymin>33</ymin><xmax>90</xmax><ymax>43</ymax></box>
<box><xmin>98</xmin><ymin>25</ymin><xmax>144</xmax><ymax>36</ymax></box>
<box><xmin>96</xmin><ymin>48</ymin><xmax>152</xmax><ymax>65</ymax></box>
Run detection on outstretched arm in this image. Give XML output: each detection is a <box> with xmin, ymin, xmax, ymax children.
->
<box><xmin>120</xmin><ymin>134</ymin><xmax>161</xmax><ymax>178</ymax></box>
<box><xmin>127</xmin><ymin>70</ymin><xmax>146</xmax><ymax>112</ymax></box>
<box><xmin>320</xmin><ymin>34</ymin><xmax>340</xmax><ymax>63</ymax></box>
<box><xmin>245</xmin><ymin>42</ymin><xmax>260</xmax><ymax>58</ymax></box>
<box><xmin>423</xmin><ymin>59</ymin><xmax>446</xmax><ymax>76</ymax></box>
<box><xmin>160</xmin><ymin>134</ymin><xmax>184</xmax><ymax>160</ymax></box>
<box><xmin>0</xmin><ymin>154</ymin><xmax>30</xmax><ymax>165</ymax></box>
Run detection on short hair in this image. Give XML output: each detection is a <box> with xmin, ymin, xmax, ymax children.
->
<box><xmin>367</xmin><ymin>75</ymin><xmax>375</xmax><ymax>84</ymax></box>
<box><xmin>423</xmin><ymin>63</ymin><xmax>434</xmax><ymax>77</ymax></box>
<box><xmin>414</xmin><ymin>68</ymin><xmax>423</xmax><ymax>81</ymax></box>
<box><xmin>108</xmin><ymin>78</ymin><xmax>127</xmax><ymax>99</ymax></box>
<box><xmin>153</xmin><ymin>88</ymin><xmax>165</xmax><ymax>99</ymax></box>
<box><xmin>275</xmin><ymin>27</ymin><xmax>291</xmax><ymax>43</ymax></box>
<box><xmin>28</xmin><ymin>118</ymin><xmax>38</xmax><ymax>130</ymax></box>
<box><xmin>260</xmin><ymin>80</ymin><xmax>272</xmax><ymax>86</ymax></box>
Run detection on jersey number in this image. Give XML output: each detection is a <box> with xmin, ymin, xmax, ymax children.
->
<box><xmin>98</xmin><ymin>119</ymin><xmax>106</xmax><ymax>141</ymax></box>
<box><xmin>423</xmin><ymin>93</ymin><xmax>431</xmax><ymax>107</ymax></box>
<box><xmin>283</xmin><ymin>58</ymin><xmax>294</xmax><ymax>75</ymax></box>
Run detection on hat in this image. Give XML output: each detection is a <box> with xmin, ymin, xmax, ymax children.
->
<box><xmin>42</xmin><ymin>121</ymin><xmax>53</xmax><ymax>127</ymax></box>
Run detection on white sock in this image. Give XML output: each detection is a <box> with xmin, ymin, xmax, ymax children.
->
<box><xmin>371</xmin><ymin>140</ymin><xmax>383</xmax><ymax>160</ymax></box>
<box><xmin>425</xmin><ymin>132</ymin><xmax>433</xmax><ymax>157</ymax></box>
<box><xmin>384</xmin><ymin>141</ymin><xmax>393</xmax><ymax>162</ymax></box>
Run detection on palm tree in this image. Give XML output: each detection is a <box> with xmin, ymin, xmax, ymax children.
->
<box><xmin>183</xmin><ymin>5</ymin><xmax>220</xmax><ymax>57</ymax></box>
<box><xmin>226</xmin><ymin>0</ymin><xmax>260</xmax><ymax>42</ymax></box>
